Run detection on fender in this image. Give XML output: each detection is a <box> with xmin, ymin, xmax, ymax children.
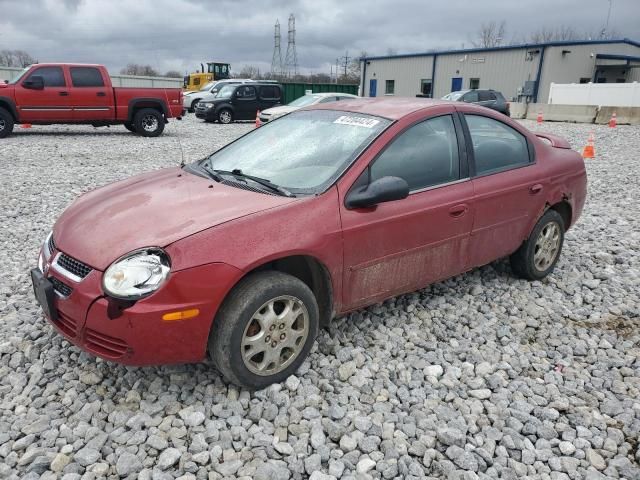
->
<box><xmin>127</xmin><ymin>98</ymin><xmax>169</xmax><ymax>122</ymax></box>
<box><xmin>0</xmin><ymin>96</ymin><xmax>19</xmax><ymax>122</ymax></box>
<box><xmin>214</xmin><ymin>102</ymin><xmax>235</xmax><ymax>117</ymax></box>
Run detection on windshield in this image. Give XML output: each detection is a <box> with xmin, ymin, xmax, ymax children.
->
<box><xmin>201</xmin><ymin>110</ymin><xmax>390</xmax><ymax>193</ymax></box>
<box><xmin>216</xmin><ymin>85</ymin><xmax>235</xmax><ymax>99</ymax></box>
<box><xmin>288</xmin><ymin>95</ymin><xmax>321</xmax><ymax>107</ymax></box>
<box><xmin>8</xmin><ymin>67</ymin><xmax>29</xmax><ymax>85</ymax></box>
<box><xmin>200</xmin><ymin>81</ymin><xmax>217</xmax><ymax>92</ymax></box>
<box><xmin>443</xmin><ymin>92</ymin><xmax>464</xmax><ymax>101</ymax></box>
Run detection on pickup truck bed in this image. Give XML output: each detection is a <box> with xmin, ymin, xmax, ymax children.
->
<box><xmin>0</xmin><ymin>63</ymin><xmax>183</xmax><ymax>138</ymax></box>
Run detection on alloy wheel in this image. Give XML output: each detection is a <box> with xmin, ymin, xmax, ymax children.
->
<box><xmin>534</xmin><ymin>221</ymin><xmax>561</xmax><ymax>271</ymax></box>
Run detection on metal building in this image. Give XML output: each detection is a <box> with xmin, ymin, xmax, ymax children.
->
<box><xmin>360</xmin><ymin>38</ymin><xmax>640</xmax><ymax>103</ymax></box>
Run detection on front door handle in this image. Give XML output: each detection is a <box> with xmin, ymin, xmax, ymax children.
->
<box><xmin>96</xmin><ymin>92</ymin><xmax>106</xmax><ymax>97</ymax></box>
<box><xmin>529</xmin><ymin>184</ymin><xmax>543</xmax><ymax>195</ymax></box>
<box><xmin>59</xmin><ymin>91</ymin><xmax>69</xmax><ymax>96</ymax></box>
<box><xmin>449</xmin><ymin>204</ymin><xmax>468</xmax><ymax>218</ymax></box>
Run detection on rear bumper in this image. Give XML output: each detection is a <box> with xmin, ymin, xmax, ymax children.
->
<box><xmin>38</xmin><ymin>257</ymin><xmax>242</xmax><ymax>366</ymax></box>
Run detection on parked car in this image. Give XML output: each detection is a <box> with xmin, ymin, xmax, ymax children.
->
<box><xmin>443</xmin><ymin>89</ymin><xmax>510</xmax><ymax>116</ymax></box>
<box><xmin>0</xmin><ymin>63</ymin><xmax>183</xmax><ymax>138</ymax></box>
<box><xmin>195</xmin><ymin>83</ymin><xmax>283</xmax><ymax>123</ymax></box>
<box><xmin>259</xmin><ymin>92</ymin><xmax>359</xmax><ymax>123</ymax></box>
<box><xmin>32</xmin><ymin>98</ymin><xmax>586</xmax><ymax>388</ymax></box>
<box><xmin>183</xmin><ymin>78</ymin><xmax>254</xmax><ymax>112</ymax></box>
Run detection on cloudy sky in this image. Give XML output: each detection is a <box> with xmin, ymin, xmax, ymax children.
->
<box><xmin>0</xmin><ymin>0</ymin><xmax>638</xmax><ymax>76</ymax></box>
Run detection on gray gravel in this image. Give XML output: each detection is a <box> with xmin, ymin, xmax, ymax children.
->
<box><xmin>0</xmin><ymin>115</ymin><xmax>639</xmax><ymax>479</ymax></box>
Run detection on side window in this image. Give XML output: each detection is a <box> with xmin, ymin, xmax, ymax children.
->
<box><xmin>237</xmin><ymin>86</ymin><xmax>256</xmax><ymax>99</ymax></box>
<box><xmin>465</xmin><ymin>114</ymin><xmax>530</xmax><ymax>176</ymax></box>
<box><xmin>70</xmin><ymin>67</ymin><xmax>104</xmax><ymax>87</ymax></box>
<box><xmin>370</xmin><ymin>115</ymin><xmax>460</xmax><ymax>191</ymax></box>
<box><xmin>259</xmin><ymin>86</ymin><xmax>280</xmax><ymax>100</ymax></box>
<box><xmin>26</xmin><ymin>67</ymin><xmax>65</xmax><ymax>87</ymax></box>
<box><xmin>478</xmin><ymin>91</ymin><xmax>494</xmax><ymax>101</ymax></box>
<box><xmin>464</xmin><ymin>91</ymin><xmax>479</xmax><ymax>102</ymax></box>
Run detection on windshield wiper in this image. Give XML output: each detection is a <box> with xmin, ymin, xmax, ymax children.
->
<box><xmin>203</xmin><ymin>167</ymin><xmax>295</xmax><ymax>197</ymax></box>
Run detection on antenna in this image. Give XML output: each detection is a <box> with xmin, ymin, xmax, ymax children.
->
<box><xmin>271</xmin><ymin>19</ymin><xmax>283</xmax><ymax>77</ymax></box>
<box><xmin>284</xmin><ymin>14</ymin><xmax>299</xmax><ymax>77</ymax></box>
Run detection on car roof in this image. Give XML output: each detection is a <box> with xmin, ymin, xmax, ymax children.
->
<box><xmin>308</xmin><ymin>92</ymin><xmax>358</xmax><ymax>97</ymax></box>
<box><xmin>309</xmin><ymin>97</ymin><xmax>455</xmax><ymax>120</ymax></box>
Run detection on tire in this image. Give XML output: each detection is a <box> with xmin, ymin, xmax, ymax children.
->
<box><xmin>0</xmin><ymin>108</ymin><xmax>15</xmax><ymax>139</ymax></box>
<box><xmin>190</xmin><ymin>99</ymin><xmax>200</xmax><ymax>112</ymax></box>
<box><xmin>133</xmin><ymin>108</ymin><xmax>165</xmax><ymax>137</ymax></box>
<box><xmin>209</xmin><ymin>271</ymin><xmax>319</xmax><ymax>389</ymax></box>
<box><xmin>510</xmin><ymin>209</ymin><xmax>565</xmax><ymax>280</ymax></box>
<box><xmin>124</xmin><ymin>122</ymin><xmax>137</xmax><ymax>133</ymax></box>
<box><xmin>218</xmin><ymin>108</ymin><xmax>233</xmax><ymax>124</ymax></box>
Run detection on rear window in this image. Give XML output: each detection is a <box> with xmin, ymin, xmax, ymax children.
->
<box><xmin>70</xmin><ymin>67</ymin><xmax>105</xmax><ymax>87</ymax></box>
<box><xmin>259</xmin><ymin>85</ymin><xmax>281</xmax><ymax>100</ymax></box>
<box><xmin>478</xmin><ymin>91</ymin><xmax>495</xmax><ymax>101</ymax></box>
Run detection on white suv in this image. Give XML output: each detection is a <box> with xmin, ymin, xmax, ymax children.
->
<box><xmin>184</xmin><ymin>79</ymin><xmax>254</xmax><ymax>112</ymax></box>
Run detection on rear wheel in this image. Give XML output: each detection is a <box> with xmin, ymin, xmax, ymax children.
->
<box><xmin>133</xmin><ymin>108</ymin><xmax>165</xmax><ymax>137</ymax></box>
<box><xmin>510</xmin><ymin>209</ymin><xmax>564</xmax><ymax>280</ymax></box>
<box><xmin>209</xmin><ymin>271</ymin><xmax>319</xmax><ymax>389</ymax></box>
<box><xmin>0</xmin><ymin>108</ymin><xmax>15</xmax><ymax>139</ymax></box>
<box><xmin>218</xmin><ymin>108</ymin><xmax>233</xmax><ymax>124</ymax></box>
<box><xmin>124</xmin><ymin>122</ymin><xmax>137</xmax><ymax>133</ymax></box>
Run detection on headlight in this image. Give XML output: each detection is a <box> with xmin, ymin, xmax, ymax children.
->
<box><xmin>204</xmin><ymin>103</ymin><xmax>214</xmax><ymax>109</ymax></box>
<box><xmin>102</xmin><ymin>248</ymin><xmax>170</xmax><ymax>300</ymax></box>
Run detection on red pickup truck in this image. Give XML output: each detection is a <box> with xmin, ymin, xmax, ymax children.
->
<box><xmin>0</xmin><ymin>63</ymin><xmax>183</xmax><ymax>138</ymax></box>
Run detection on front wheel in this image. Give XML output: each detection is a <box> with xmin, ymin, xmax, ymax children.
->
<box><xmin>209</xmin><ymin>271</ymin><xmax>319</xmax><ymax>389</ymax></box>
<box><xmin>0</xmin><ymin>108</ymin><xmax>15</xmax><ymax>139</ymax></box>
<box><xmin>218</xmin><ymin>108</ymin><xmax>233</xmax><ymax>124</ymax></box>
<box><xmin>133</xmin><ymin>108</ymin><xmax>165</xmax><ymax>137</ymax></box>
<box><xmin>190</xmin><ymin>99</ymin><xmax>200</xmax><ymax>112</ymax></box>
<box><xmin>510</xmin><ymin>209</ymin><xmax>565</xmax><ymax>280</ymax></box>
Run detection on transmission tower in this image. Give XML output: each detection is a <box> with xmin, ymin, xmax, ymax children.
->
<box><xmin>271</xmin><ymin>20</ymin><xmax>282</xmax><ymax>77</ymax></box>
<box><xmin>284</xmin><ymin>14</ymin><xmax>299</xmax><ymax>77</ymax></box>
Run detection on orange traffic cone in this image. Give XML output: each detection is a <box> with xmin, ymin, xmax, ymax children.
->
<box><xmin>536</xmin><ymin>110</ymin><xmax>543</xmax><ymax>124</ymax></box>
<box><xmin>255</xmin><ymin>110</ymin><xmax>261</xmax><ymax>128</ymax></box>
<box><xmin>582</xmin><ymin>132</ymin><xmax>595</xmax><ymax>159</ymax></box>
<box><xmin>608</xmin><ymin>111</ymin><xmax>617</xmax><ymax>128</ymax></box>
<box><xmin>20</xmin><ymin>123</ymin><xmax>32</xmax><ymax>129</ymax></box>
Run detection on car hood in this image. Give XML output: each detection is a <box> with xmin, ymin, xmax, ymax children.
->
<box><xmin>263</xmin><ymin>105</ymin><xmax>298</xmax><ymax>116</ymax></box>
<box><xmin>53</xmin><ymin>167</ymin><xmax>296</xmax><ymax>270</ymax></box>
<box><xmin>0</xmin><ymin>83</ymin><xmax>11</xmax><ymax>89</ymax></box>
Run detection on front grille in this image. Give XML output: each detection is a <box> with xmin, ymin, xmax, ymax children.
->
<box><xmin>55</xmin><ymin>310</ymin><xmax>77</xmax><ymax>337</ymax></box>
<box><xmin>48</xmin><ymin>235</ymin><xmax>56</xmax><ymax>254</ymax></box>
<box><xmin>85</xmin><ymin>328</ymin><xmax>128</xmax><ymax>358</ymax></box>
<box><xmin>57</xmin><ymin>253</ymin><xmax>92</xmax><ymax>280</ymax></box>
<box><xmin>50</xmin><ymin>277</ymin><xmax>73</xmax><ymax>297</ymax></box>
<box><xmin>220</xmin><ymin>179</ymin><xmax>275</xmax><ymax>196</ymax></box>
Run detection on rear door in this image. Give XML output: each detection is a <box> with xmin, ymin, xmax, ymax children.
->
<box><xmin>458</xmin><ymin>108</ymin><xmax>547</xmax><ymax>267</ymax></box>
<box><xmin>14</xmin><ymin>66</ymin><xmax>72</xmax><ymax>122</ymax></box>
<box><xmin>233</xmin><ymin>85</ymin><xmax>258</xmax><ymax>120</ymax></box>
<box><xmin>69</xmin><ymin>66</ymin><xmax>114</xmax><ymax>121</ymax></box>
<box><xmin>257</xmin><ymin>85</ymin><xmax>282</xmax><ymax>112</ymax></box>
<box><xmin>340</xmin><ymin>110</ymin><xmax>474</xmax><ymax>309</ymax></box>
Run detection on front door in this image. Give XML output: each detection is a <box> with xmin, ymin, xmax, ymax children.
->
<box><xmin>451</xmin><ymin>77</ymin><xmax>463</xmax><ymax>92</ymax></box>
<box><xmin>340</xmin><ymin>112</ymin><xmax>474</xmax><ymax>309</ymax></box>
<box><xmin>233</xmin><ymin>85</ymin><xmax>258</xmax><ymax>120</ymax></box>
<box><xmin>68</xmin><ymin>66</ymin><xmax>114</xmax><ymax>121</ymax></box>
<box><xmin>369</xmin><ymin>79</ymin><xmax>377</xmax><ymax>97</ymax></box>
<box><xmin>14</xmin><ymin>66</ymin><xmax>72</xmax><ymax>122</ymax></box>
<box><xmin>458</xmin><ymin>110</ymin><xmax>547</xmax><ymax>267</ymax></box>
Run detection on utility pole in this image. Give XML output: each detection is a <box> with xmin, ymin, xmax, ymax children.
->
<box><xmin>335</xmin><ymin>58</ymin><xmax>339</xmax><ymax>83</ymax></box>
<box><xmin>339</xmin><ymin>51</ymin><xmax>351</xmax><ymax>80</ymax></box>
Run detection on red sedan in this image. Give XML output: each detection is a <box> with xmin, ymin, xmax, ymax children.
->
<box><xmin>32</xmin><ymin>98</ymin><xmax>587</xmax><ymax>388</ymax></box>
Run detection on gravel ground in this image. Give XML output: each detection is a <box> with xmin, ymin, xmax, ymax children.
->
<box><xmin>0</xmin><ymin>115</ymin><xmax>638</xmax><ymax>480</ymax></box>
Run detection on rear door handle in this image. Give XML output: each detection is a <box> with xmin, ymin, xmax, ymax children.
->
<box><xmin>96</xmin><ymin>92</ymin><xmax>106</xmax><ymax>97</ymax></box>
<box><xmin>59</xmin><ymin>91</ymin><xmax>69</xmax><ymax>96</ymax></box>
<box><xmin>449</xmin><ymin>204</ymin><xmax>468</xmax><ymax>218</ymax></box>
<box><xmin>529</xmin><ymin>184</ymin><xmax>543</xmax><ymax>195</ymax></box>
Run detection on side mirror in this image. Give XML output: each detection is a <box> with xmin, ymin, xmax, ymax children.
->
<box><xmin>23</xmin><ymin>76</ymin><xmax>44</xmax><ymax>90</ymax></box>
<box><xmin>346</xmin><ymin>176</ymin><xmax>409</xmax><ymax>209</ymax></box>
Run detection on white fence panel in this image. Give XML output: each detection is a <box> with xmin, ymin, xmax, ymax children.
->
<box><xmin>548</xmin><ymin>82</ymin><xmax>640</xmax><ymax>107</ymax></box>
<box><xmin>0</xmin><ymin>66</ymin><xmax>182</xmax><ymax>88</ymax></box>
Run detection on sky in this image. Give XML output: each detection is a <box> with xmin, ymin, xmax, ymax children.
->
<box><xmin>0</xmin><ymin>0</ymin><xmax>638</xmax><ymax>76</ymax></box>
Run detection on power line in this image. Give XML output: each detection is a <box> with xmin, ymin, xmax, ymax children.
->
<box><xmin>284</xmin><ymin>14</ymin><xmax>298</xmax><ymax>77</ymax></box>
<box><xmin>271</xmin><ymin>19</ymin><xmax>282</xmax><ymax>76</ymax></box>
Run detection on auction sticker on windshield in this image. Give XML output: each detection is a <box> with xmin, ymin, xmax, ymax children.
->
<box><xmin>333</xmin><ymin>116</ymin><xmax>380</xmax><ymax>128</ymax></box>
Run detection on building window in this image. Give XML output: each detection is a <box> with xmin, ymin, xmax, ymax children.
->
<box><xmin>385</xmin><ymin>80</ymin><xmax>395</xmax><ymax>95</ymax></box>
<box><xmin>579</xmin><ymin>77</ymin><xmax>591</xmax><ymax>84</ymax></box>
<box><xmin>420</xmin><ymin>79</ymin><xmax>432</xmax><ymax>97</ymax></box>
<box><xmin>469</xmin><ymin>78</ymin><xmax>480</xmax><ymax>89</ymax></box>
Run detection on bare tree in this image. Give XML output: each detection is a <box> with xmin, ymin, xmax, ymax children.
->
<box><xmin>164</xmin><ymin>70</ymin><xmax>182</xmax><ymax>78</ymax></box>
<box><xmin>0</xmin><ymin>49</ymin><xmax>36</xmax><ymax>67</ymax></box>
<box><xmin>529</xmin><ymin>25</ymin><xmax>579</xmax><ymax>43</ymax></box>
<box><xmin>234</xmin><ymin>65</ymin><xmax>262</xmax><ymax>79</ymax></box>
<box><xmin>472</xmin><ymin>20</ymin><xmax>507</xmax><ymax>48</ymax></box>
<box><xmin>120</xmin><ymin>64</ymin><xmax>158</xmax><ymax>76</ymax></box>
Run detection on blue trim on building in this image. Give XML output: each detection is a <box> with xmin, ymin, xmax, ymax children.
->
<box><xmin>360</xmin><ymin>38</ymin><xmax>640</xmax><ymax>61</ymax></box>
<box><xmin>430</xmin><ymin>54</ymin><xmax>437</xmax><ymax>97</ymax></box>
<box><xmin>596</xmin><ymin>53</ymin><xmax>640</xmax><ymax>62</ymax></box>
<box><xmin>533</xmin><ymin>46</ymin><xmax>546</xmax><ymax>103</ymax></box>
